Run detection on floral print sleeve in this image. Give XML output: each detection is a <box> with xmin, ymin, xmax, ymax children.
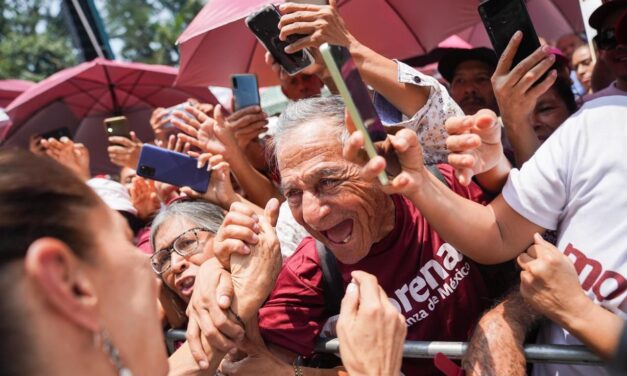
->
<box><xmin>373</xmin><ymin>61</ymin><xmax>463</xmax><ymax>165</ymax></box>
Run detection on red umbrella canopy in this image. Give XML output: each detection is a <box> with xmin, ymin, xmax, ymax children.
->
<box><xmin>2</xmin><ymin>58</ymin><xmax>218</xmax><ymax>175</ymax></box>
<box><xmin>0</xmin><ymin>79</ymin><xmax>35</xmax><ymax>108</ymax></box>
<box><xmin>175</xmin><ymin>0</ymin><xmax>583</xmax><ymax>88</ymax></box>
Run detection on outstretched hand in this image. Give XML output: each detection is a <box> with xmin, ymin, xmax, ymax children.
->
<box><xmin>337</xmin><ymin>271</ymin><xmax>406</xmax><ymax>376</ymax></box>
<box><xmin>342</xmin><ymin>127</ymin><xmax>427</xmax><ymax>195</ymax></box>
<box><xmin>518</xmin><ymin>233</ymin><xmax>588</xmax><ymax>327</ymax></box>
<box><xmin>180</xmin><ymin>153</ymin><xmax>237</xmax><ymax>210</ymax></box>
<box><xmin>41</xmin><ymin>137</ymin><xmax>91</xmax><ymax>180</ymax></box>
<box><xmin>444</xmin><ymin>109</ymin><xmax>502</xmax><ymax>186</ymax></box>
<box><xmin>107</xmin><ymin>131</ymin><xmax>143</xmax><ymax>169</ymax></box>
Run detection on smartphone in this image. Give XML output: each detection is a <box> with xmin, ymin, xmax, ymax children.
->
<box><xmin>478</xmin><ymin>0</ymin><xmax>541</xmax><ymax>68</ymax></box>
<box><xmin>320</xmin><ymin>43</ymin><xmax>393</xmax><ymax>185</ymax></box>
<box><xmin>38</xmin><ymin>126</ymin><xmax>72</xmax><ymax>140</ymax></box>
<box><xmin>104</xmin><ymin>116</ymin><xmax>131</xmax><ymax>139</ymax></box>
<box><xmin>136</xmin><ymin>144</ymin><xmax>211</xmax><ymax>193</ymax></box>
<box><xmin>232</xmin><ymin>74</ymin><xmax>261</xmax><ymax>111</ymax></box>
<box><xmin>245</xmin><ymin>4</ymin><xmax>314</xmax><ymax>75</ymax></box>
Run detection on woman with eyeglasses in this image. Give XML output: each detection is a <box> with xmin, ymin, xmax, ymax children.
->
<box><xmin>150</xmin><ymin>200</ymin><xmax>225</xmax><ymax>307</ymax></box>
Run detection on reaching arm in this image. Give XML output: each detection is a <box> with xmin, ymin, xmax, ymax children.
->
<box><xmin>464</xmin><ymin>289</ymin><xmax>541</xmax><ymax>375</ymax></box>
<box><xmin>518</xmin><ymin>234</ymin><xmax>624</xmax><ymax>359</ymax></box>
<box><xmin>343</xmin><ymin>122</ymin><xmax>543</xmax><ymax>264</ymax></box>
<box><xmin>278</xmin><ymin>1</ymin><xmax>429</xmax><ymax>118</ymax></box>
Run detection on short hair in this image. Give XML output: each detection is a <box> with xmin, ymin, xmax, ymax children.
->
<box><xmin>269</xmin><ymin>95</ymin><xmax>349</xmax><ymax>167</ymax></box>
<box><xmin>150</xmin><ymin>200</ymin><xmax>225</xmax><ymax>252</ymax></box>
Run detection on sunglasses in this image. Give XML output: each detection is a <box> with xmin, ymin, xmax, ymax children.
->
<box><xmin>594</xmin><ymin>28</ymin><xmax>617</xmax><ymax>51</ymax></box>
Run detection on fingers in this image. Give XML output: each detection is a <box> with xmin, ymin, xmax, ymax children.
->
<box><xmin>279</xmin><ymin>21</ymin><xmax>318</xmax><ymax>43</ymax></box>
<box><xmin>213</xmin><ymin>104</ymin><xmax>226</xmax><ymax>127</ymax></box>
<box><xmin>444</xmin><ymin>115</ymin><xmax>473</xmax><ymax>136</ymax></box>
<box><xmin>350</xmin><ymin>271</ymin><xmax>381</xmax><ymax>311</ymax></box>
<box><xmin>264</xmin><ymin>198</ymin><xmax>280</xmax><ymax>227</ymax></box>
<box><xmin>227</xmin><ymin>106</ymin><xmax>263</xmax><ymax>123</ymax></box>
<box><xmin>285</xmin><ymin>34</ymin><xmax>317</xmax><ymax>54</ymax></box>
<box><xmin>517</xmin><ymin>252</ymin><xmax>535</xmax><ymax>269</ymax></box>
<box><xmin>342</xmin><ymin>131</ymin><xmax>365</xmax><ymax>163</ymax></box>
<box><xmin>339</xmin><ymin>281</ymin><xmax>359</xmax><ymax>319</ymax></box>
<box><xmin>447</xmin><ymin>153</ymin><xmax>475</xmax><ymax>169</ymax></box>
<box><xmin>177</xmin><ymin>134</ymin><xmax>205</xmax><ymax>150</ymax></box>
<box><xmin>517</xmin><ymin>54</ymin><xmax>556</xmax><ymax>93</ymax></box>
<box><xmin>186</xmin><ymin>317</ymin><xmax>209</xmax><ymax>369</ymax></box>
<box><xmin>279</xmin><ymin>2</ymin><xmax>325</xmax><ymax>14</ymax></box>
<box><xmin>216</xmin><ymin>268</ymin><xmax>235</xmax><ymax>309</ymax></box>
<box><xmin>185</xmin><ymin>105</ymin><xmax>210</xmax><ymax>124</ymax></box>
<box><xmin>527</xmin><ymin>70</ymin><xmax>558</xmax><ymax>99</ymax></box>
<box><xmin>494</xmin><ymin>31</ymin><xmax>523</xmax><ymax>76</ymax></box>
<box><xmin>108</xmin><ymin>136</ymin><xmax>135</xmax><ymax>147</ymax></box>
<box><xmin>167</xmin><ymin>134</ymin><xmax>176</xmax><ymax>150</ymax></box>
<box><xmin>171</xmin><ymin>117</ymin><xmax>199</xmax><ymax>138</ymax></box>
<box><xmin>360</xmin><ymin>156</ymin><xmax>387</xmax><ymax>182</ymax></box>
<box><xmin>506</xmin><ymin>45</ymin><xmax>553</xmax><ymax>89</ymax></box>
<box><xmin>473</xmin><ymin>109</ymin><xmax>499</xmax><ymax>130</ymax></box>
<box><xmin>220</xmin><ymin>225</ymin><xmax>260</xmax><ymax>246</ymax></box>
<box><xmin>446</xmin><ymin>134</ymin><xmax>481</xmax><ymax>153</ymax></box>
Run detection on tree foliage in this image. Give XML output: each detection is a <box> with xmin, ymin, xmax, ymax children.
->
<box><xmin>0</xmin><ymin>1</ymin><xmax>78</xmax><ymax>81</ymax></box>
<box><xmin>0</xmin><ymin>0</ymin><xmax>204</xmax><ymax>81</ymax></box>
<box><xmin>100</xmin><ymin>0</ymin><xmax>204</xmax><ymax>66</ymax></box>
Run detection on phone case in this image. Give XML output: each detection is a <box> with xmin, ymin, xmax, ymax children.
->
<box><xmin>320</xmin><ymin>43</ymin><xmax>390</xmax><ymax>185</ymax></box>
<box><xmin>104</xmin><ymin>116</ymin><xmax>131</xmax><ymax>138</ymax></box>
<box><xmin>245</xmin><ymin>5</ymin><xmax>314</xmax><ymax>75</ymax></box>
<box><xmin>136</xmin><ymin>144</ymin><xmax>210</xmax><ymax>193</ymax></box>
<box><xmin>232</xmin><ymin>74</ymin><xmax>260</xmax><ymax>111</ymax></box>
<box><xmin>478</xmin><ymin>0</ymin><xmax>541</xmax><ymax>67</ymax></box>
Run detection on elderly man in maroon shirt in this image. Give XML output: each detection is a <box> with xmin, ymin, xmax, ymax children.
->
<box><xmin>182</xmin><ymin>96</ymin><xmax>513</xmax><ymax>376</ymax></box>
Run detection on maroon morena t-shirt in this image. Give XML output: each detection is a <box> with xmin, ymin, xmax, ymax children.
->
<box><xmin>258</xmin><ymin>165</ymin><xmax>500</xmax><ymax>375</ymax></box>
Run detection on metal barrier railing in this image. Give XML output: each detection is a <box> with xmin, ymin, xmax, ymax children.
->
<box><xmin>164</xmin><ymin>329</ymin><xmax>603</xmax><ymax>366</ymax></box>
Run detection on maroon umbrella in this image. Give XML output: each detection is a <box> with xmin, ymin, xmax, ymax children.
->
<box><xmin>0</xmin><ymin>79</ymin><xmax>34</xmax><ymax>108</ymax></box>
<box><xmin>2</xmin><ymin>58</ymin><xmax>218</xmax><ymax>174</ymax></box>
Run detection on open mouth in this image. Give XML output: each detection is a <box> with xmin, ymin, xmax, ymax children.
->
<box><xmin>322</xmin><ymin>219</ymin><xmax>354</xmax><ymax>245</ymax></box>
<box><xmin>175</xmin><ymin>276</ymin><xmax>195</xmax><ymax>298</ymax></box>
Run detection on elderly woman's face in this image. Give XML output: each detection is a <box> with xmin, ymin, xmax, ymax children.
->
<box><xmin>278</xmin><ymin>121</ymin><xmax>394</xmax><ymax>265</ymax></box>
<box><xmin>154</xmin><ymin>216</ymin><xmax>216</xmax><ymax>303</ymax></box>
<box><xmin>89</xmin><ymin>204</ymin><xmax>167</xmax><ymax>375</ymax></box>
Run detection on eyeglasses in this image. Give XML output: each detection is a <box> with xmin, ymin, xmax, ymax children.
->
<box><xmin>151</xmin><ymin>227</ymin><xmax>212</xmax><ymax>275</ymax></box>
<box><xmin>594</xmin><ymin>28</ymin><xmax>617</xmax><ymax>51</ymax></box>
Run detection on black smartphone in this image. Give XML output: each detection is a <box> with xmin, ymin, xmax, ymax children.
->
<box><xmin>478</xmin><ymin>0</ymin><xmax>541</xmax><ymax>68</ymax></box>
<box><xmin>320</xmin><ymin>43</ymin><xmax>397</xmax><ymax>185</ymax></box>
<box><xmin>245</xmin><ymin>4</ymin><xmax>314</xmax><ymax>75</ymax></box>
<box><xmin>104</xmin><ymin>116</ymin><xmax>131</xmax><ymax>139</ymax></box>
<box><xmin>232</xmin><ymin>74</ymin><xmax>261</xmax><ymax>111</ymax></box>
<box><xmin>136</xmin><ymin>144</ymin><xmax>210</xmax><ymax>193</ymax></box>
<box><xmin>38</xmin><ymin>126</ymin><xmax>72</xmax><ymax>140</ymax></box>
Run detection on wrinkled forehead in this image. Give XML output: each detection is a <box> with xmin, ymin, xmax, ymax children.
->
<box><xmin>276</xmin><ymin>121</ymin><xmax>347</xmax><ymax>181</ymax></box>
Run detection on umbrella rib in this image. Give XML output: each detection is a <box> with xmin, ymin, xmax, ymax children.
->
<box><xmin>383</xmin><ymin>0</ymin><xmax>426</xmax><ymax>52</ymax></box>
<box><xmin>548</xmin><ymin>0</ymin><xmax>577</xmax><ymax>31</ymax></box>
<box><xmin>245</xmin><ymin>38</ymin><xmax>259</xmax><ymax>74</ymax></box>
<box><xmin>119</xmin><ymin>70</ymin><xmax>146</xmax><ymax>109</ymax></box>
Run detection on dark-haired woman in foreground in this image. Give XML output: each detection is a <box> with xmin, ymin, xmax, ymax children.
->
<box><xmin>0</xmin><ymin>149</ymin><xmax>167</xmax><ymax>375</ymax></box>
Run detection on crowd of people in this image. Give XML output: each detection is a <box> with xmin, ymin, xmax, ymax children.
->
<box><xmin>2</xmin><ymin>0</ymin><xmax>627</xmax><ymax>375</ymax></box>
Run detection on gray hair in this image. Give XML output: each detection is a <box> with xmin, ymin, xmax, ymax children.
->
<box><xmin>269</xmin><ymin>95</ymin><xmax>350</xmax><ymax>164</ymax></box>
<box><xmin>150</xmin><ymin>200</ymin><xmax>225</xmax><ymax>251</ymax></box>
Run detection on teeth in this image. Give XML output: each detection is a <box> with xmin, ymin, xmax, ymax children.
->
<box><xmin>341</xmin><ymin>235</ymin><xmax>350</xmax><ymax>244</ymax></box>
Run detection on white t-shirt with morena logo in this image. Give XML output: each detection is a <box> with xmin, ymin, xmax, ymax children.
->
<box><xmin>503</xmin><ymin>96</ymin><xmax>627</xmax><ymax>376</ymax></box>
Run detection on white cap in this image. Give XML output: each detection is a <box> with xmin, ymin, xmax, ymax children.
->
<box><xmin>87</xmin><ymin>177</ymin><xmax>137</xmax><ymax>216</ymax></box>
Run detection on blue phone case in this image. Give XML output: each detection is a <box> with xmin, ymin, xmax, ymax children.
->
<box><xmin>232</xmin><ymin>74</ymin><xmax>260</xmax><ymax>111</ymax></box>
<box><xmin>136</xmin><ymin>144</ymin><xmax>210</xmax><ymax>193</ymax></box>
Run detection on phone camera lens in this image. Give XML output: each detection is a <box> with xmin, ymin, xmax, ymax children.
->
<box><xmin>139</xmin><ymin>165</ymin><xmax>156</xmax><ymax>178</ymax></box>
